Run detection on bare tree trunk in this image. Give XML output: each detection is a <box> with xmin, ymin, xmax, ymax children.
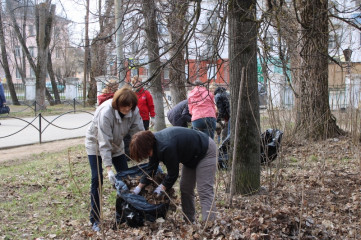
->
<box><xmin>0</xmin><ymin>1</ymin><xmax>19</xmax><ymax>105</ymax></box>
<box><xmin>142</xmin><ymin>0</ymin><xmax>166</xmax><ymax>131</ymax></box>
<box><xmin>228</xmin><ymin>0</ymin><xmax>260</xmax><ymax>195</ymax></box>
<box><xmin>35</xmin><ymin>3</ymin><xmax>55</xmax><ymax>109</ymax></box>
<box><xmin>295</xmin><ymin>0</ymin><xmax>343</xmax><ymax>140</ymax></box>
<box><xmin>87</xmin><ymin>0</ymin><xmax>114</xmax><ymax>106</ymax></box>
<box><xmin>47</xmin><ymin>51</ymin><xmax>60</xmax><ymax>104</ymax></box>
<box><xmin>167</xmin><ymin>0</ymin><xmax>188</xmax><ymax>106</ymax></box>
<box><xmin>83</xmin><ymin>0</ymin><xmax>90</xmax><ymax>106</ymax></box>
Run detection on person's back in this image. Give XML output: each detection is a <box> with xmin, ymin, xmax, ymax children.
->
<box><xmin>188</xmin><ymin>81</ymin><xmax>217</xmax><ymax>138</ymax></box>
<box><xmin>167</xmin><ymin>100</ymin><xmax>191</xmax><ymax>127</ymax></box>
<box><xmin>214</xmin><ymin>86</ymin><xmax>230</xmax><ymax>122</ymax></box>
<box><xmin>0</xmin><ymin>80</ymin><xmax>6</xmax><ymax>108</ymax></box>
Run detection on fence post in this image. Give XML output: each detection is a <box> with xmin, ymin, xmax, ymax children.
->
<box><xmin>73</xmin><ymin>98</ymin><xmax>76</xmax><ymax>112</ymax></box>
<box><xmin>34</xmin><ymin>101</ymin><xmax>37</xmax><ymax>117</ymax></box>
<box><xmin>39</xmin><ymin>113</ymin><xmax>42</xmax><ymax>144</ymax></box>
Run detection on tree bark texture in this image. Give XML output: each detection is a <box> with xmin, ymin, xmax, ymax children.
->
<box><xmin>0</xmin><ymin>1</ymin><xmax>20</xmax><ymax>105</ymax></box>
<box><xmin>35</xmin><ymin>3</ymin><xmax>55</xmax><ymax>109</ymax></box>
<box><xmin>228</xmin><ymin>0</ymin><xmax>260</xmax><ymax>195</ymax></box>
<box><xmin>295</xmin><ymin>0</ymin><xmax>342</xmax><ymax>140</ymax></box>
<box><xmin>87</xmin><ymin>0</ymin><xmax>114</xmax><ymax>106</ymax></box>
<box><xmin>142</xmin><ymin>0</ymin><xmax>166</xmax><ymax>131</ymax></box>
<box><xmin>167</xmin><ymin>0</ymin><xmax>188</xmax><ymax>106</ymax></box>
<box><xmin>47</xmin><ymin>51</ymin><xmax>60</xmax><ymax>104</ymax></box>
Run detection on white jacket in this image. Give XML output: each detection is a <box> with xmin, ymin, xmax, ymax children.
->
<box><xmin>85</xmin><ymin>99</ymin><xmax>144</xmax><ymax>167</ymax></box>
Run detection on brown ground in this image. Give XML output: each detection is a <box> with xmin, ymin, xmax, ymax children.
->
<box><xmin>1</xmin><ymin>136</ymin><xmax>361</xmax><ymax>239</ymax></box>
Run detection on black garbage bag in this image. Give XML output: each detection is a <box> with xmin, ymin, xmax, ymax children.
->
<box><xmin>114</xmin><ymin>163</ymin><xmax>168</xmax><ymax>227</ymax></box>
<box><xmin>260</xmin><ymin>129</ymin><xmax>283</xmax><ymax>164</ymax></box>
<box><xmin>217</xmin><ymin>128</ymin><xmax>283</xmax><ymax>168</ymax></box>
<box><xmin>115</xmin><ymin>192</ymin><xmax>169</xmax><ymax>227</ymax></box>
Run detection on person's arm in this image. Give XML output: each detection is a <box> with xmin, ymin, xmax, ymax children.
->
<box><xmin>140</xmin><ymin>156</ymin><xmax>160</xmax><ymax>186</ymax></box>
<box><xmin>160</xmin><ymin>148</ymin><xmax>180</xmax><ymax>190</ymax></box>
<box><xmin>187</xmin><ymin>98</ymin><xmax>193</xmax><ymax>116</ymax></box>
<box><xmin>96</xmin><ymin>112</ymin><xmax>115</xmax><ymax>168</ymax></box>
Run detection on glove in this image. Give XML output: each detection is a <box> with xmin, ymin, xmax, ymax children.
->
<box><xmin>132</xmin><ymin>185</ymin><xmax>142</xmax><ymax>195</ymax></box>
<box><xmin>150</xmin><ymin>117</ymin><xmax>155</xmax><ymax>128</ymax></box>
<box><xmin>115</xmin><ymin>179</ymin><xmax>129</xmax><ymax>194</ymax></box>
<box><xmin>107</xmin><ymin>170</ymin><xmax>116</xmax><ymax>185</ymax></box>
<box><xmin>154</xmin><ymin>184</ymin><xmax>164</xmax><ymax>197</ymax></box>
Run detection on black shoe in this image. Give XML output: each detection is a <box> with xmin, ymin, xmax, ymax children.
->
<box><xmin>92</xmin><ymin>222</ymin><xmax>100</xmax><ymax>232</ymax></box>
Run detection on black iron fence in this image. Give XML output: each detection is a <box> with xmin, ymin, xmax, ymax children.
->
<box><xmin>0</xmin><ymin>99</ymin><xmax>95</xmax><ymax>146</ymax></box>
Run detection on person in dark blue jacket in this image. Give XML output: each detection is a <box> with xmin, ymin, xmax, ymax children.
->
<box><xmin>130</xmin><ymin>127</ymin><xmax>217</xmax><ymax>223</ymax></box>
<box><xmin>0</xmin><ymin>79</ymin><xmax>7</xmax><ymax>125</ymax></box>
<box><xmin>166</xmin><ymin>100</ymin><xmax>191</xmax><ymax>127</ymax></box>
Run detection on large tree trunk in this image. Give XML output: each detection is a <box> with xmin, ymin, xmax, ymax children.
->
<box><xmin>142</xmin><ymin>0</ymin><xmax>166</xmax><ymax>131</ymax></box>
<box><xmin>47</xmin><ymin>51</ymin><xmax>61</xmax><ymax>104</ymax></box>
<box><xmin>35</xmin><ymin>3</ymin><xmax>55</xmax><ymax>110</ymax></box>
<box><xmin>167</xmin><ymin>0</ymin><xmax>188</xmax><ymax>106</ymax></box>
<box><xmin>228</xmin><ymin>0</ymin><xmax>260</xmax><ymax>195</ymax></box>
<box><xmin>295</xmin><ymin>0</ymin><xmax>343</xmax><ymax>140</ymax></box>
<box><xmin>0</xmin><ymin>1</ymin><xmax>20</xmax><ymax>105</ymax></box>
<box><xmin>87</xmin><ymin>0</ymin><xmax>113</xmax><ymax>106</ymax></box>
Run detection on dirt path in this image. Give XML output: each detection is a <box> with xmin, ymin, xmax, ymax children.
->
<box><xmin>0</xmin><ymin>138</ymin><xmax>85</xmax><ymax>163</ymax></box>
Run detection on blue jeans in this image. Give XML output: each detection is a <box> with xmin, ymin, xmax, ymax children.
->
<box><xmin>192</xmin><ymin>117</ymin><xmax>216</xmax><ymax>139</ymax></box>
<box><xmin>88</xmin><ymin>154</ymin><xmax>128</xmax><ymax>224</ymax></box>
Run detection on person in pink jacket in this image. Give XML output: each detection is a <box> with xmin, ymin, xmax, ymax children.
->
<box><xmin>188</xmin><ymin>80</ymin><xmax>217</xmax><ymax>139</ymax></box>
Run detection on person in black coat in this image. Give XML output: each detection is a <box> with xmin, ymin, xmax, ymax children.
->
<box><xmin>212</xmin><ymin>85</ymin><xmax>230</xmax><ymax>141</ymax></box>
<box><xmin>130</xmin><ymin>127</ymin><xmax>217</xmax><ymax>223</ymax></box>
<box><xmin>166</xmin><ymin>100</ymin><xmax>192</xmax><ymax>127</ymax></box>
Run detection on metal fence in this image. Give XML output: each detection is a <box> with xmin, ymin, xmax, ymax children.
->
<box><xmin>2</xmin><ymin>83</ymin><xmax>87</xmax><ymax>102</ymax></box>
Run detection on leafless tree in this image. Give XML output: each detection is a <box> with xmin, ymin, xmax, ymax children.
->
<box><xmin>0</xmin><ymin>1</ymin><xmax>20</xmax><ymax>105</ymax></box>
<box><xmin>142</xmin><ymin>0</ymin><xmax>166</xmax><ymax>130</ymax></box>
<box><xmin>228</xmin><ymin>0</ymin><xmax>260</xmax><ymax>196</ymax></box>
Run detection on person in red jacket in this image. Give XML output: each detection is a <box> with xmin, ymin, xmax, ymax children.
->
<box><xmin>131</xmin><ymin>76</ymin><xmax>156</xmax><ymax>130</ymax></box>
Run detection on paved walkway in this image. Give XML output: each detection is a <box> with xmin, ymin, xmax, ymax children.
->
<box><xmin>0</xmin><ymin>112</ymin><xmax>94</xmax><ymax>149</ymax></box>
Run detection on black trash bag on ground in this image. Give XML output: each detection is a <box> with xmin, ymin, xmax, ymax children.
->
<box><xmin>217</xmin><ymin>128</ymin><xmax>283</xmax><ymax>168</ymax></box>
<box><xmin>260</xmin><ymin>129</ymin><xmax>283</xmax><ymax>164</ymax></box>
<box><xmin>115</xmin><ymin>192</ymin><xmax>169</xmax><ymax>228</ymax></box>
<box><xmin>114</xmin><ymin>163</ymin><xmax>168</xmax><ymax>227</ymax></box>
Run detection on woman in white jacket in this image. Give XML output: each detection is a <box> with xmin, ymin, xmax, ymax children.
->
<box><xmin>85</xmin><ymin>86</ymin><xmax>144</xmax><ymax>231</ymax></box>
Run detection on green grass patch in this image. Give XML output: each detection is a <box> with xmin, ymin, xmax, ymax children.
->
<box><xmin>0</xmin><ymin>144</ymin><xmax>114</xmax><ymax>239</ymax></box>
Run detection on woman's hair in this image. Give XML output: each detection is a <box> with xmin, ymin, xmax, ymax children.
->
<box><xmin>112</xmin><ymin>86</ymin><xmax>138</xmax><ymax>111</ymax></box>
<box><xmin>130</xmin><ymin>130</ymin><xmax>156</xmax><ymax>162</ymax></box>
<box><xmin>131</xmin><ymin>75</ymin><xmax>142</xmax><ymax>88</ymax></box>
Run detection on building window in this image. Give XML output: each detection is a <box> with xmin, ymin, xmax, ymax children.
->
<box><xmin>55</xmin><ymin>48</ymin><xmax>61</xmax><ymax>59</ymax></box>
<box><xmin>30</xmin><ymin>68</ymin><xmax>35</xmax><ymax>78</ymax></box>
<box><xmin>185</xmin><ymin>65</ymin><xmax>189</xmax><ymax>80</ymax></box>
<box><xmin>265</xmin><ymin>36</ymin><xmax>275</xmax><ymax>51</ymax></box>
<box><xmin>131</xmin><ymin>41</ymin><xmax>139</xmax><ymax>54</ymax></box>
<box><xmin>29</xmin><ymin>46</ymin><xmax>35</xmax><ymax>57</ymax></box>
<box><xmin>164</xmin><ymin>68</ymin><xmax>169</xmax><ymax>79</ymax></box>
<box><xmin>206</xmin><ymin>39</ymin><xmax>214</xmax><ymax>53</ymax></box>
<box><xmin>28</xmin><ymin>25</ymin><xmax>34</xmax><ymax>36</ymax></box>
<box><xmin>328</xmin><ymin>34</ymin><xmax>339</xmax><ymax>49</ymax></box>
<box><xmin>16</xmin><ymin>68</ymin><xmax>21</xmax><ymax>79</ymax></box>
<box><xmin>15</xmin><ymin>45</ymin><xmax>21</xmax><ymax>57</ymax></box>
<box><xmin>207</xmin><ymin>64</ymin><xmax>217</xmax><ymax>80</ymax></box>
